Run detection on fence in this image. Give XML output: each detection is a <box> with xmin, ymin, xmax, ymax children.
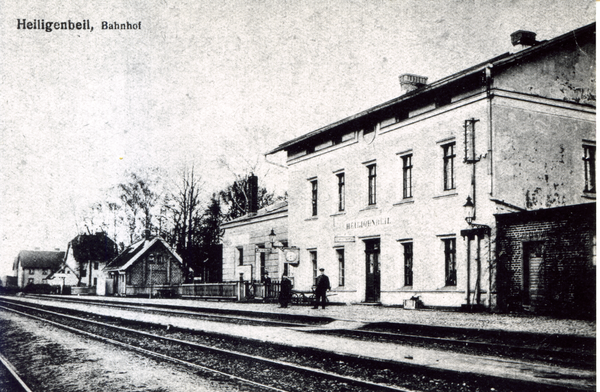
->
<box><xmin>118</xmin><ymin>280</ymin><xmax>284</xmax><ymax>302</ymax></box>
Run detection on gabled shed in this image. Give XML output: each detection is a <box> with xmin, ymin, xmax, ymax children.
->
<box><xmin>104</xmin><ymin>232</ymin><xmax>185</xmax><ymax>297</ymax></box>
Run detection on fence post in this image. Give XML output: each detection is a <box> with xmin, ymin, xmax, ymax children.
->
<box><xmin>238</xmin><ymin>273</ymin><xmax>245</xmax><ymax>301</ymax></box>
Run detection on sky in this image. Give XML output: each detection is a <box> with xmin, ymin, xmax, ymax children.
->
<box><xmin>0</xmin><ymin>0</ymin><xmax>595</xmax><ymax>277</ymax></box>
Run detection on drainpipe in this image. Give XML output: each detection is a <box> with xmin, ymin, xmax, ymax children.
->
<box><xmin>485</xmin><ymin>64</ymin><xmax>494</xmax><ymax>308</ymax></box>
<box><xmin>485</xmin><ymin>64</ymin><xmax>494</xmax><ymax>196</ymax></box>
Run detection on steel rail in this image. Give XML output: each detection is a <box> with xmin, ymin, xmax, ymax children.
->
<box><xmin>19</xmin><ymin>296</ymin><xmax>593</xmax><ymax>364</ymax></box>
<box><xmin>0</xmin><ymin>352</ymin><xmax>34</xmax><ymax>392</ymax></box>
<box><xmin>0</xmin><ymin>302</ymin><xmax>421</xmax><ymax>392</ymax></box>
<box><xmin>29</xmin><ymin>295</ymin><xmax>308</xmax><ymax>327</ymax></box>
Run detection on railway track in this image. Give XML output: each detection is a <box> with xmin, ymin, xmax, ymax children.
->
<box><xmin>0</xmin><ymin>297</ymin><xmax>593</xmax><ymax>392</ymax></box>
<box><xmin>0</xmin><ymin>352</ymin><xmax>33</xmax><ymax>392</ymax></box>
<box><xmin>21</xmin><ymin>295</ymin><xmax>597</xmax><ymax>369</ymax></box>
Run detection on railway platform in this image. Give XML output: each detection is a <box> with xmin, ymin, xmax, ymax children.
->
<box><xmin>7</xmin><ymin>295</ymin><xmax>597</xmax><ymax>391</ymax></box>
<box><xmin>64</xmin><ymin>294</ymin><xmax>595</xmax><ymax>337</ymax></box>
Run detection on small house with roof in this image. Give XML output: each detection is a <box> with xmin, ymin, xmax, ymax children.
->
<box><xmin>51</xmin><ymin>232</ymin><xmax>119</xmax><ymax>295</ymax></box>
<box><xmin>45</xmin><ymin>263</ymin><xmax>79</xmax><ymax>293</ymax></box>
<box><xmin>13</xmin><ymin>250</ymin><xmax>65</xmax><ymax>288</ymax></box>
<box><xmin>104</xmin><ymin>231</ymin><xmax>185</xmax><ymax>297</ymax></box>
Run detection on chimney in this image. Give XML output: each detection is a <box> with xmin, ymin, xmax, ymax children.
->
<box><xmin>399</xmin><ymin>74</ymin><xmax>428</xmax><ymax>94</ymax></box>
<box><xmin>247</xmin><ymin>174</ymin><xmax>259</xmax><ymax>215</ymax></box>
<box><xmin>144</xmin><ymin>229</ymin><xmax>152</xmax><ymax>240</ymax></box>
<box><xmin>510</xmin><ymin>30</ymin><xmax>538</xmax><ymax>51</ymax></box>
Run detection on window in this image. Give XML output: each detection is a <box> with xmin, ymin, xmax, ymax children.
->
<box><xmin>310</xmin><ymin>179</ymin><xmax>318</xmax><ymax>216</ymax></box>
<box><xmin>337</xmin><ymin>173</ymin><xmax>345</xmax><ymax>212</ymax></box>
<box><xmin>583</xmin><ymin>145</ymin><xmax>595</xmax><ymax>193</ymax></box>
<box><xmin>443</xmin><ymin>143</ymin><xmax>456</xmax><ymax>191</ymax></box>
<box><xmin>29</xmin><ymin>269</ymin><xmax>34</xmax><ymax>275</ymax></box>
<box><xmin>443</xmin><ymin>238</ymin><xmax>457</xmax><ymax>286</ymax></box>
<box><xmin>94</xmin><ymin>262</ymin><xmax>99</xmax><ymax>270</ymax></box>
<box><xmin>42</xmin><ymin>269</ymin><xmax>48</xmax><ymax>275</ymax></box>
<box><xmin>337</xmin><ymin>249</ymin><xmax>345</xmax><ymax>286</ymax></box>
<box><xmin>260</xmin><ymin>252</ymin><xmax>266</xmax><ymax>279</ymax></box>
<box><xmin>310</xmin><ymin>251</ymin><xmax>318</xmax><ymax>285</ymax></box>
<box><xmin>28</xmin><ymin>278</ymin><xmax>34</xmax><ymax>284</ymax></box>
<box><xmin>402</xmin><ymin>154</ymin><xmax>413</xmax><ymax>198</ymax></box>
<box><xmin>93</xmin><ymin>278</ymin><xmax>97</xmax><ymax>287</ymax></box>
<box><xmin>368</xmin><ymin>164</ymin><xmax>377</xmax><ymax>205</ymax></box>
<box><xmin>82</xmin><ymin>269</ymin><xmax>87</xmax><ymax>277</ymax></box>
<box><xmin>237</xmin><ymin>247</ymin><xmax>244</xmax><ymax>266</ymax></box>
<box><xmin>403</xmin><ymin>242</ymin><xmax>413</xmax><ymax>286</ymax></box>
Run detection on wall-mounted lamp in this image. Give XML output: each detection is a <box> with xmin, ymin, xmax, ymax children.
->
<box><xmin>268</xmin><ymin>229</ymin><xmax>284</xmax><ymax>251</ymax></box>
<box><xmin>464</xmin><ymin>195</ymin><xmax>475</xmax><ymax>225</ymax></box>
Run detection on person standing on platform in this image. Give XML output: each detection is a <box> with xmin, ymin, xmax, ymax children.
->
<box><xmin>263</xmin><ymin>272</ymin><xmax>271</xmax><ymax>300</ymax></box>
<box><xmin>313</xmin><ymin>268</ymin><xmax>330</xmax><ymax>309</ymax></box>
<box><xmin>279</xmin><ymin>275</ymin><xmax>292</xmax><ymax>308</ymax></box>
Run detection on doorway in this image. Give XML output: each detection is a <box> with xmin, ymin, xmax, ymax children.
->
<box><xmin>523</xmin><ymin>242</ymin><xmax>543</xmax><ymax>308</ymax></box>
<box><xmin>365</xmin><ymin>239</ymin><xmax>381</xmax><ymax>302</ymax></box>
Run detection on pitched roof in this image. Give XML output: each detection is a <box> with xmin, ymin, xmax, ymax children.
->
<box><xmin>222</xmin><ymin>200</ymin><xmax>288</xmax><ymax>227</ymax></box>
<box><xmin>104</xmin><ymin>236</ymin><xmax>183</xmax><ymax>272</ymax></box>
<box><xmin>267</xmin><ymin>22</ymin><xmax>595</xmax><ymax>155</ymax></box>
<box><xmin>16</xmin><ymin>250</ymin><xmax>65</xmax><ymax>270</ymax></box>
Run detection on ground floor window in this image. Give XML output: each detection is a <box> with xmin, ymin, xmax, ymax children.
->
<box><xmin>310</xmin><ymin>251</ymin><xmax>318</xmax><ymax>285</ymax></box>
<box><xmin>443</xmin><ymin>238</ymin><xmax>457</xmax><ymax>286</ymax></box>
<box><xmin>337</xmin><ymin>249</ymin><xmax>345</xmax><ymax>286</ymax></box>
<box><xmin>403</xmin><ymin>242</ymin><xmax>413</xmax><ymax>286</ymax></box>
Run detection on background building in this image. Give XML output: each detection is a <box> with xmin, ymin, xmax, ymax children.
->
<box><xmin>221</xmin><ymin>200</ymin><xmax>289</xmax><ymax>284</ymax></box>
<box><xmin>266</xmin><ymin>24</ymin><xmax>595</xmax><ymax>309</ymax></box>
<box><xmin>13</xmin><ymin>250</ymin><xmax>64</xmax><ymax>288</ymax></box>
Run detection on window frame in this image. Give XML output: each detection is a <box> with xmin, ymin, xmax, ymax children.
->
<box><xmin>402</xmin><ymin>154</ymin><xmax>413</xmax><ymax>199</ymax></box>
<box><xmin>443</xmin><ymin>238</ymin><xmax>457</xmax><ymax>286</ymax></box>
<box><xmin>583</xmin><ymin>144</ymin><xmax>596</xmax><ymax>193</ymax></box>
<box><xmin>337</xmin><ymin>172</ymin><xmax>345</xmax><ymax>212</ymax></box>
<box><xmin>367</xmin><ymin>163</ymin><xmax>377</xmax><ymax>205</ymax></box>
<box><xmin>403</xmin><ymin>242</ymin><xmax>413</xmax><ymax>286</ymax></box>
<box><xmin>310</xmin><ymin>250</ymin><xmax>318</xmax><ymax>285</ymax></box>
<box><xmin>442</xmin><ymin>142</ymin><xmax>456</xmax><ymax>191</ymax></box>
<box><xmin>237</xmin><ymin>247</ymin><xmax>244</xmax><ymax>266</ymax></box>
<box><xmin>337</xmin><ymin>248</ymin><xmax>345</xmax><ymax>286</ymax></box>
<box><xmin>311</xmin><ymin>179</ymin><xmax>318</xmax><ymax>216</ymax></box>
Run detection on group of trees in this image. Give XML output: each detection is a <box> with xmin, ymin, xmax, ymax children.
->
<box><xmin>77</xmin><ymin>167</ymin><xmax>281</xmax><ymax>282</ymax></box>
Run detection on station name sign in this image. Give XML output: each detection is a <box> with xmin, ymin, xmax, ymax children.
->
<box><xmin>345</xmin><ymin>217</ymin><xmax>391</xmax><ymax>230</ymax></box>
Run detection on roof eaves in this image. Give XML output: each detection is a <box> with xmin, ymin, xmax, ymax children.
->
<box><xmin>267</xmin><ymin>22</ymin><xmax>595</xmax><ymax>155</ymax></box>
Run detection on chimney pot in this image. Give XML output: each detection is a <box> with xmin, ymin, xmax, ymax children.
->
<box><xmin>399</xmin><ymin>74</ymin><xmax>428</xmax><ymax>94</ymax></box>
<box><xmin>248</xmin><ymin>174</ymin><xmax>259</xmax><ymax>215</ymax></box>
<box><xmin>510</xmin><ymin>30</ymin><xmax>537</xmax><ymax>47</ymax></box>
<box><xmin>144</xmin><ymin>229</ymin><xmax>151</xmax><ymax>240</ymax></box>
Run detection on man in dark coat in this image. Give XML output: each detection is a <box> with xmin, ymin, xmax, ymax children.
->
<box><xmin>313</xmin><ymin>268</ymin><xmax>331</xmax><ymax>309</ymax></box>
<box><xmin>279</xmin><ymin>275</ymin><xmax>292</xmax><ymax>308</ymax></box>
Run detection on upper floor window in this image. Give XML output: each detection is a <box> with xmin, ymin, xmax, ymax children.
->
<box><xmin>94</xmin><ymin>261</ymin><xmax>99</xmax><ymax>270</ymax></box>
<box><xmin>583</xmin><ymin>145</ymin><xmax>595</xmax><ymax>193</ymax></box>
<box><xmin>402</xmin><ymin>154</ymin><xmax>413</xmax><ymax>199</ymax></box>
<box><xmin>311</xmin><ymin>179</ymin><xmax>318</xmax><ymax>216</ymax></box>
<box><xmin>337</xmin><ymin>173</ymin><xmax>345</xmax><ymax>212</ymax></box>
<box><xmin>442</xmin><ymin>143</ymin><xmax>456</xmax><ymax>191</ymax></box>
<box><xmin>443</xmin><ymin>238</ymin><xmax>457</xmax><ymax>286</ymax></box>
<box><xmin>42</xmin><ymin>269</ymin><xmax>48</xmax><ymax>275</ymax></box>
<box><xmin>29</xmin><ymin>269</ymin><xmax>34</xmax><ymax>275</ymax></box>
<box><xmin>368</xmin><ymin>164</ymin><xmax>377</xmax><ymax>205</ymax></box>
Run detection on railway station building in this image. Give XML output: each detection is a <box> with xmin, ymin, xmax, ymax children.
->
<box><xmin>265</xmin><ymin>23</ymin><xmax>596</xmax><ymax>310</ymax></box>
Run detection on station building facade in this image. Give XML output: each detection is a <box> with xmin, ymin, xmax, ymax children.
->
<box><xmin>221</xmin><ymin>200</ymin><xmax>289</xmax><ymax>283</ymax></box>
<box><xmin>266</xmin><ymin>24</ymin><xmax>595</xmax><ymax>309</ymax></box>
